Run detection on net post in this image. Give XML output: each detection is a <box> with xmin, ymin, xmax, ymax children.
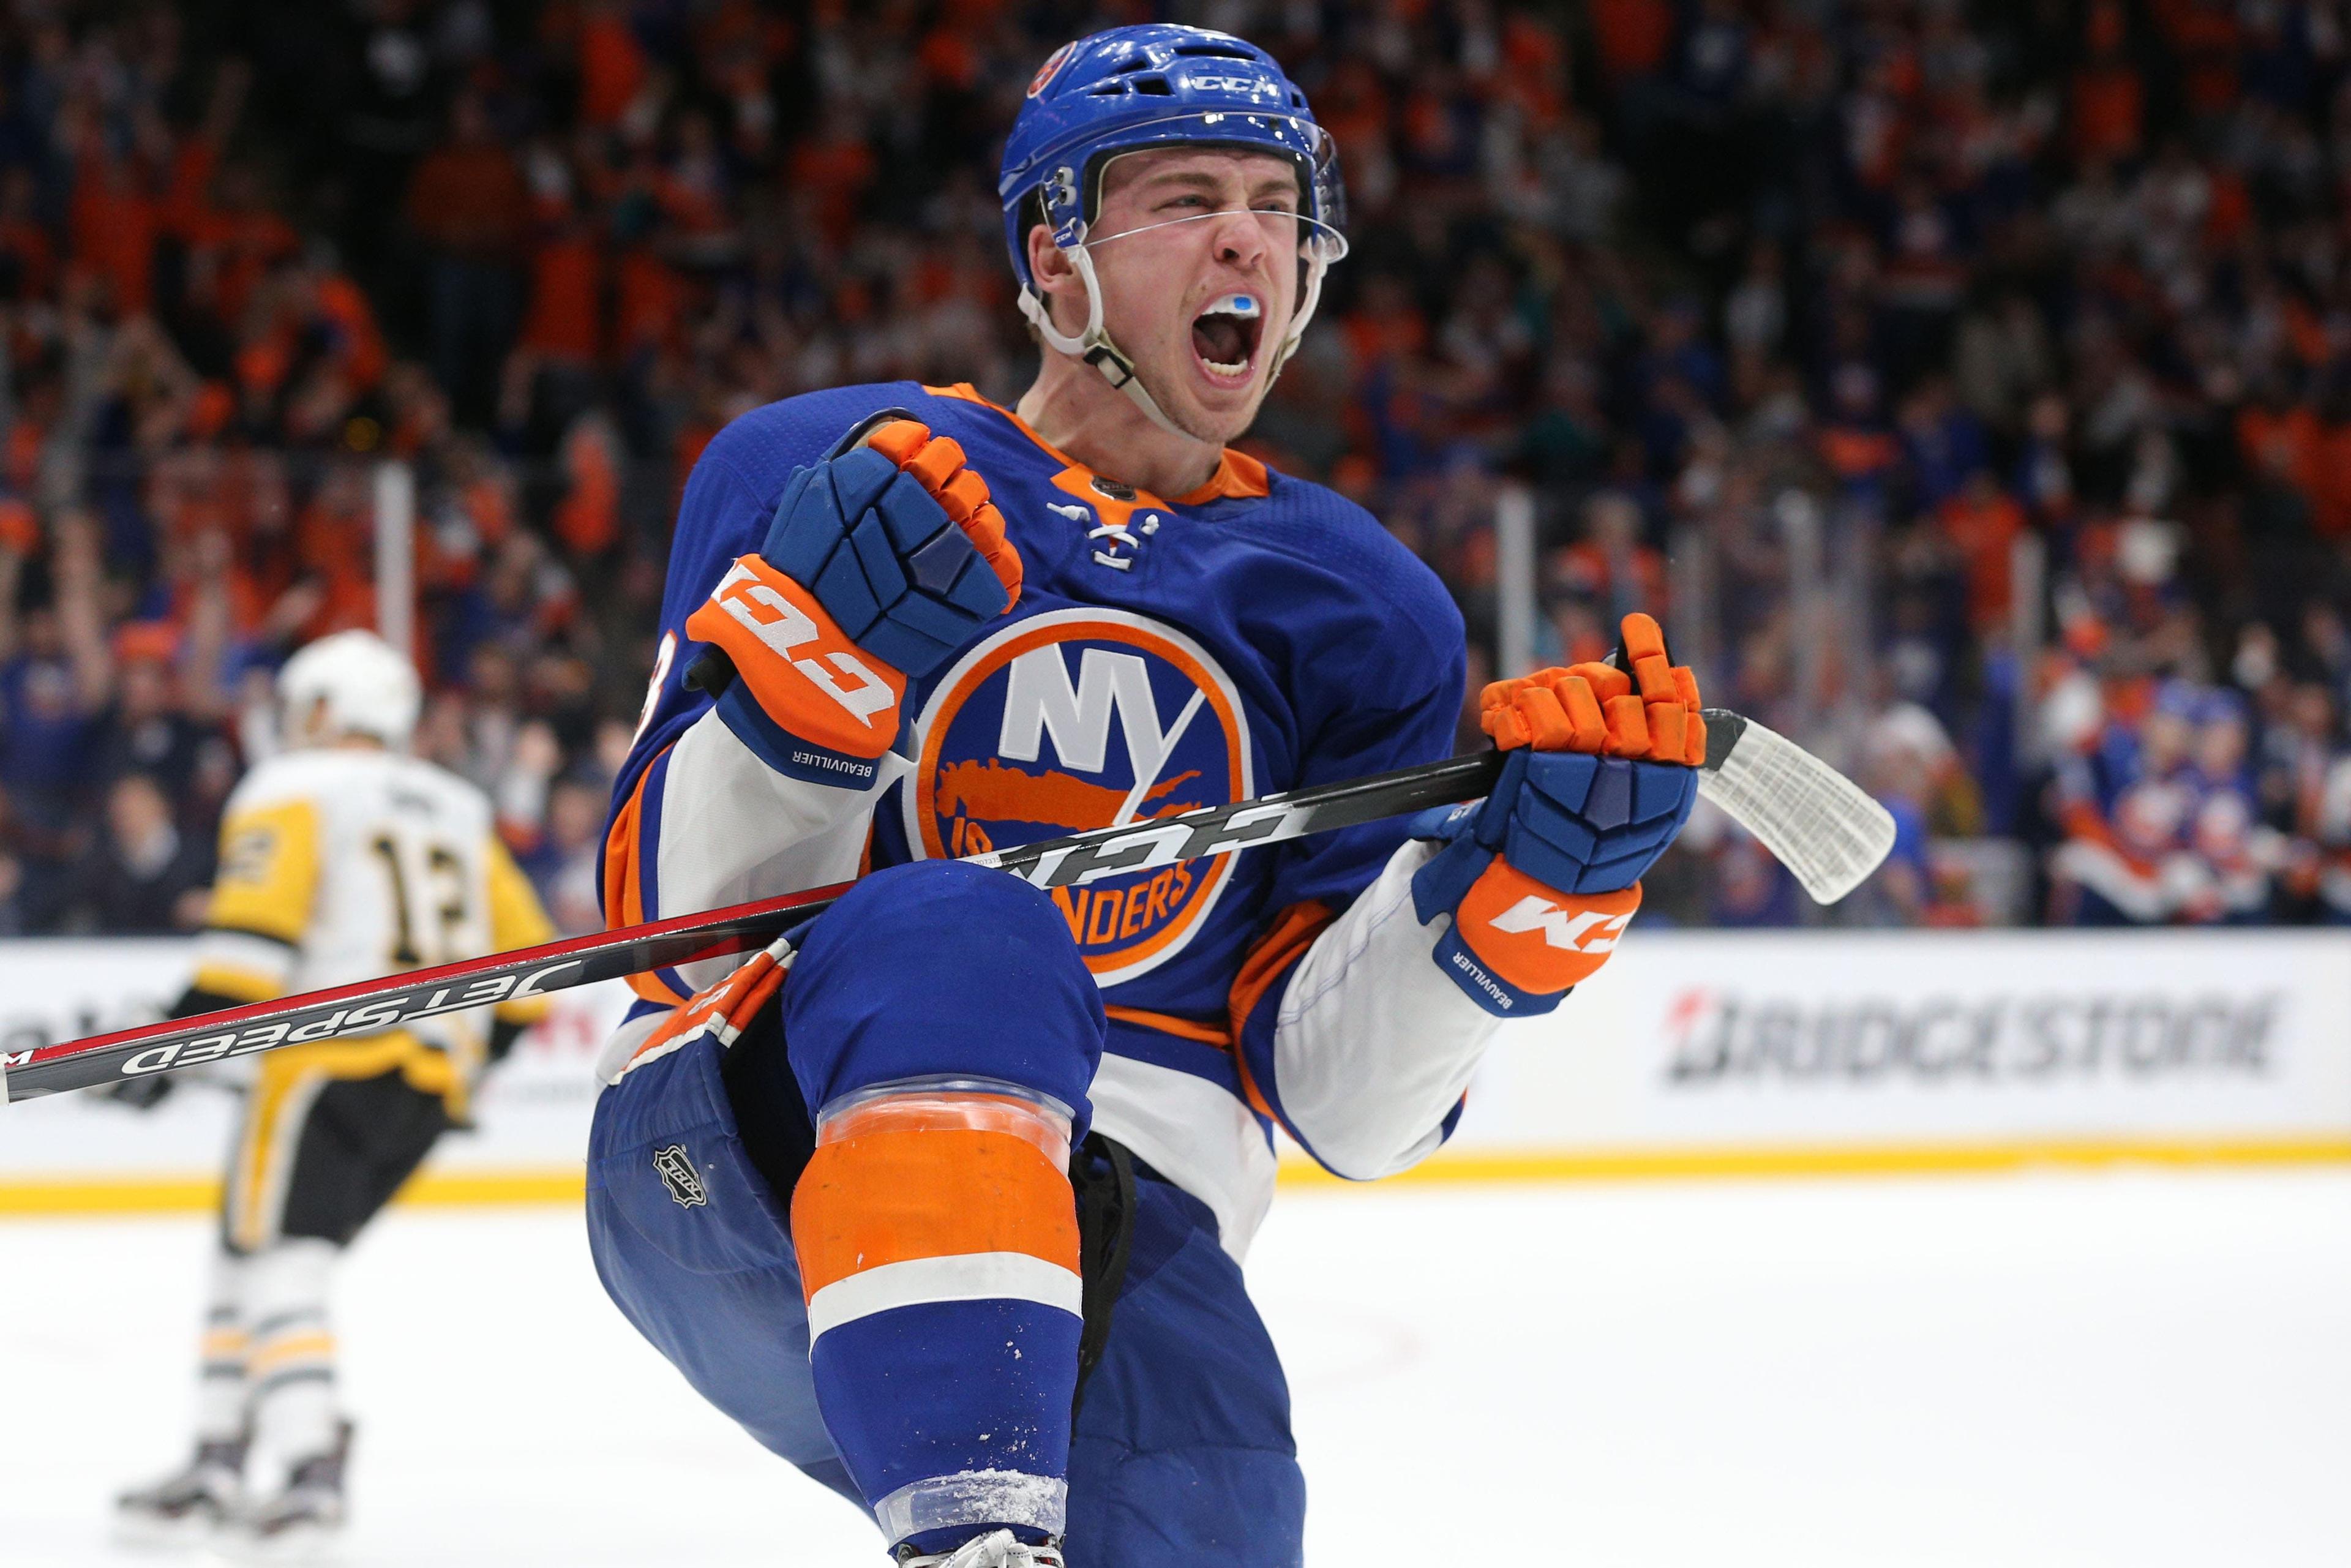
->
<box><xmin>1495</xmin><ymin>482</ymin><xmax>1537</xmax><ymax>679</ymax></box>
<box><xmin>374</xmin><ymin>460</ymin><xmax>416</xmax><ymax>662</ymax></box>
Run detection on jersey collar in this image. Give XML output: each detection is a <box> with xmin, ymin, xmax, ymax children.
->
<box><xmin>924</xmin><ymin>383</ymin><xmax>1272</xmax><ymax>506</ymax></box>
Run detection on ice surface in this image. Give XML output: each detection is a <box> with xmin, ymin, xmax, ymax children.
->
<box><xmin>3</xmin><ymin>1170</ymin><xmax>2347</xmax><ymax>1566</ymax></box>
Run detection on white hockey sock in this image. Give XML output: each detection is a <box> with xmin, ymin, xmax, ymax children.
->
<box><xmin>240</xmin><ymin>1239</ymin><xmax>340</xmax><ymax>1474</ymax></box>
<box><xmin>195</xmin><ymin>1246</ymin><xmax>249</xmax><ymax>1445</ymax></box>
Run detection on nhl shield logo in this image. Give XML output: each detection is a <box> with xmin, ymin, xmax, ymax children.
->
<box><xmin>653</xmin><ymin>1144</ymin><xmax>707</xmax><ymax>1208</ymax></box>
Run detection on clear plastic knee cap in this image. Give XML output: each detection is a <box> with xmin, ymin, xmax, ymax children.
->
<box><xmin>814</xmin><ymin>1075</ymin><xmax>1073</xmax><ymax>1168</ymax></box>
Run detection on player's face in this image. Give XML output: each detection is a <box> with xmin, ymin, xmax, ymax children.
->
<box><xmin>1084</xmin><ymin>148</ymin><xmax>1304</xmax><ymax>442</ymax></box>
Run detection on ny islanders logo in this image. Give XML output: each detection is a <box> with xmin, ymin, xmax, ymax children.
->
<box><xmin>907</xmin><ymin>608</ymin><xmax>1253</xmax><ymax>985</ymax></box>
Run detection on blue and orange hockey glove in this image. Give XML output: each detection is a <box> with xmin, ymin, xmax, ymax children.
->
<box><xmin>1410</xmin><ymin>613</ymin><xmax>1706</xmax><ymax>1016</ymax></box>
<box><xmin>685</xmin><ymin>410</ymin><xmax>1022</xmax><ymax>789</ymax></box>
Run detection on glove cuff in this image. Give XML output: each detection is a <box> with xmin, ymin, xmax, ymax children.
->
<box><xmin>1433</xmin><ymin>866</ymin><xmax>1642</xmax><ymax>1018</ymax></box>
<box><xmin>1409</xmin><ymin>830</ymin><xmax>1492</xmax><ymax>926</ymax></box>
<box><xmin>1429</xmin><ymin>917</ymin><xmax>1569</xmax><ymax>1017</ymax></box>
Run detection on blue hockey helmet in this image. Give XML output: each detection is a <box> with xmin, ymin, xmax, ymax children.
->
<box><xmin>999</xmin><ymin>24</ymin><xmax>1349</xmax><ymax>430</ymax></box>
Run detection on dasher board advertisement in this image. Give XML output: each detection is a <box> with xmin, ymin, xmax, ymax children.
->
<box><xmin>2</xmin><ymin>932</ymin><xmax>2347</xmax><ymax>1202</ymax></box>
<box><xmin>1454</xmin><ymin>930</ymin><xmax>2351</xmax><ymax>1159</ymax></box>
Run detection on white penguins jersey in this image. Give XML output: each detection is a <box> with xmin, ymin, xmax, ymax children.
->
<box><xmin>189</xmin><ymin>746</ymin><xmax>554</xmax><ymax>1090</ymax></box>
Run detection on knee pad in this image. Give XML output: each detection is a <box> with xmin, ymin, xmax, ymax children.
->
<box><xmin>782</xmin><ymin>860</ymin><xmax>1104</xmax><ymax>1130</ymax></box>
<box><xmin>793</xmin><ymin>1076</ymin><xmax>1081</xmax><ymax>1347</ymax></box>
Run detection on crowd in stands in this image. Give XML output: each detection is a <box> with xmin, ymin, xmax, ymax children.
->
<box><xmin>0</xmin><ymin>0</ymin><xmax>2348</xmax><ymax>933</ymax></box>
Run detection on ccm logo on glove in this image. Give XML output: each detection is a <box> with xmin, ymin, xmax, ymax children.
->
<box><xmin>1412</xmin><ymin>613</ymin><xmax>1700</xmax><ymax>1016</ymax></box>
<box><xmin>696</xmin><ymin>560</ymin><xmax>902</xmax><ymax>743</ymax></box>
<box><xmin>686</xmin><ymin>413</ymin><xmax>1024</xmax><ymax>788</ymax></box>
<box><xmin>1480</xmin><ymin>881</ymin><xmax>1635</xmax><ymax>953</ymax></box>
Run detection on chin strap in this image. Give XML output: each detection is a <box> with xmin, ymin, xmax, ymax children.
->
<box><xmin>1018</xmin><ymin>236</ymin><xmax>1188</xmax><ymax>438</ymax></box>
<box><xmin>1019</xmin><ymin>230</ymin><xmax>1333</xmax><ymax>440</ymax></box>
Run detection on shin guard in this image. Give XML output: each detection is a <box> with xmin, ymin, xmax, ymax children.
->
<box><xmin>196</xmin><ymin>1246</ymin><xmax>250</xmax><ymax>1444</ymax></box>
<box><xmin>792</xmin><ymin>1078</ymin><xmax>1081</xmax><ymax>1552</ymax></box>
<box><xmin>241</xmin><ymin>1238</ymin><xmax>339</xmax><ymax>1472</ymax></box>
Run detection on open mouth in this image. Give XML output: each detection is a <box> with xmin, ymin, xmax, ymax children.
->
<box><xmin>1190</xmin><ymin>293</ymin><xmax>1265</xmax><ymax>383</ymax></box>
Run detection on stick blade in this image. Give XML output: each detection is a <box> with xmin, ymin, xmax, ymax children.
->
<box><xmin>1698</xmin><ymin>716</ymin><xmax>1897</xmax><ymax>904</ymax></box>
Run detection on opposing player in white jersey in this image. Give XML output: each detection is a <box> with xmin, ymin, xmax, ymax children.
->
<box><xmin>110</xmin><ymin>630</ymin><xmax>555</xmax><ymax>1551</ymax></box>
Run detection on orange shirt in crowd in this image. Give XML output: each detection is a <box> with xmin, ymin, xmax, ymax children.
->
<box><xmin>314</xmin><ymin>272</ymin><xmax>389</xmax><ymax>392</ymax></box>
<box><xmin>2202</xmin><ymin>170</ymin><xmax>2252</xmax><ymax>247</ymax></box>
<box><xmin>554</xmin><ymin>422</ymin><xmax>621</xmax><ymax>558</ymax></box>
<box><xmin>209</xmin><ymin>207</ymin><xmax>302</xmax><ymax>324</ymax></box>
<box><xmin>2312</xmin><ymin>424</ymin><xmax>2351</xmax><ymax>539</ymax></box>
<box><xmin>2071</xmin><ymin>64</ymin><xmax>2143</xmax><ymax>160</ymax></box>
<box><xmin>1817</xmin><ymin>423</ymin><xmax>1902</xmax><ymax>480</ymax></box>
<box><xmin>522</xmin><ymin>229</ymin><xmax>606</xmax><ymax>362</ymax></box>
<box><xmin>1554</xmin><ymin>539</ymin><xmax>1668</xmax><ymax>616</ymax></box>
<box><xmin>2237</xmin><ymin>403</ymin><xmax>2323</xmax><ymax>498</ymax></box>
<box><xmin>578</xmin><ymin>6</ymin><xmax>650</xmax><ymax>127</ymax></box>
<box><xmin>407</xmin><ymin>142</ymin><xmax>530</xmax><ymax>260</ymax></box>
<box><xmin>68</xmin><ymin>154</ymin><xmax>157</xmax><ymax>315</ymax></box>
<box><xmin>1587</xmin><ymin>0</ymin><xmax>1674</xmax><ymax>80</ymax></box>
<box><xmin>0</xmin><ymin>496</ymin><xmax>36</xmax><ymax>554</ymax></box>
<box><xmin>157</xmin><ymin>136</ymin><xmax>217</xmax><ymax>239</ymax></box>
<box><xmin>294</xmin><ymin>496</ymin><xmax>377</xmax><ymax>638</ymax></box>
<box><xmin>1</xmin><ymin>418</ymin><xmax>37</xmax><ymax>493</ymax></box>
<box><xmin>1499</xmin><ymin>15</ymin><xmax>1568</xmax><ymax>129</ymax></box>
<box><xmin>790</xmin><ymin>133</ymin><xmax>879</xmax><ymax>248</ymax></box>
<box><xmin>613</xmin><ymin>247</ymin><xmax>685</xmax><ymax>354</ymax></box>
<box><xmin>1937</xmin><ymin>485</ymin><xmax>2025</xmax><ymax>632</ymax></box>
<box><xmin>920</xmin><ymin>25</ymin><xmax>981</xmax><ymax>91</ymax></box>
<box><xmin>2154</xmin><ymin>0</ymin><xmax>2241</xmax><ymax>112</ymax></box>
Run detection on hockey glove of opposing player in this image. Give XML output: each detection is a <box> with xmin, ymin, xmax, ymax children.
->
<box><xmin>1411</xmin><ymin>613</ymin><xmax>1706</xmax><ymax>1016</ymax></box>
<box><xmin>684</xmin><ymin>410</ymin><xmax>1022</xmax><ymax>789</ymax></box>
<box><xmin>90</xmin><ymin>982</ymin><xmax>262</xmax><ymax>1109</ymax></box>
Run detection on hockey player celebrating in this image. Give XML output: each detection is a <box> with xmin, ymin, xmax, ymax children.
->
<box><xmin>588</xmin><ymin>25</ymin><xmax>1705</xmax><ymax>1567</ymax></box>
<box><xmin>111</xmin><ymin>630</ymin><xmax>557</xmax><ymax>1551</ymax></box>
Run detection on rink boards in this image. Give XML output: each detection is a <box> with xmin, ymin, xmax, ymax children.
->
<box><xmin>2</xmin><ymin>931</ymin><xmax>2347</xmax><ymax>1210</ymax></box>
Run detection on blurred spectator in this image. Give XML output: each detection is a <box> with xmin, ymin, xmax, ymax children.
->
<box><xmin>67</xmin><ymin>771</ymin><xmax>211</xmax><ymax>934</ymax></box>
<box><xmin>0</xmin><ymin>511</ymin><xmax>110</xmax><ymax>833</ymax></box>
<box><xmin>88</xmin><ymin>621</ymin><xmax>209</xmax><ymax>801</ymax></box>
<box><xmin>406</xmin><ymin>92</ymin><xmax>527</xmax><ymax>429</ymax></box>
<box><xmin>522</xmin><ymin>773</ymin><xmax>610</xmax><ymax>936</ymax></box>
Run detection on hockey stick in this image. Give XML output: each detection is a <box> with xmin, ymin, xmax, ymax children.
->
<box><xmin>1</xmin><ymin>709</ymin><xmax>1889</xmax><ymax>1102</ymax></box>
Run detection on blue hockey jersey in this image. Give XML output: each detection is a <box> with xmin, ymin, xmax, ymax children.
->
<box><xmin>601</xmin><ymin>382</ymin><xmax>1493</xmax><ymax>1251</ymax></box>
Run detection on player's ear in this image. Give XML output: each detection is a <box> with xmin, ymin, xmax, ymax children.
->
<box><xmin>1027</xmin><ymin>225</ymin><xmax>1082</xmax><ymax>331</ymax></box>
